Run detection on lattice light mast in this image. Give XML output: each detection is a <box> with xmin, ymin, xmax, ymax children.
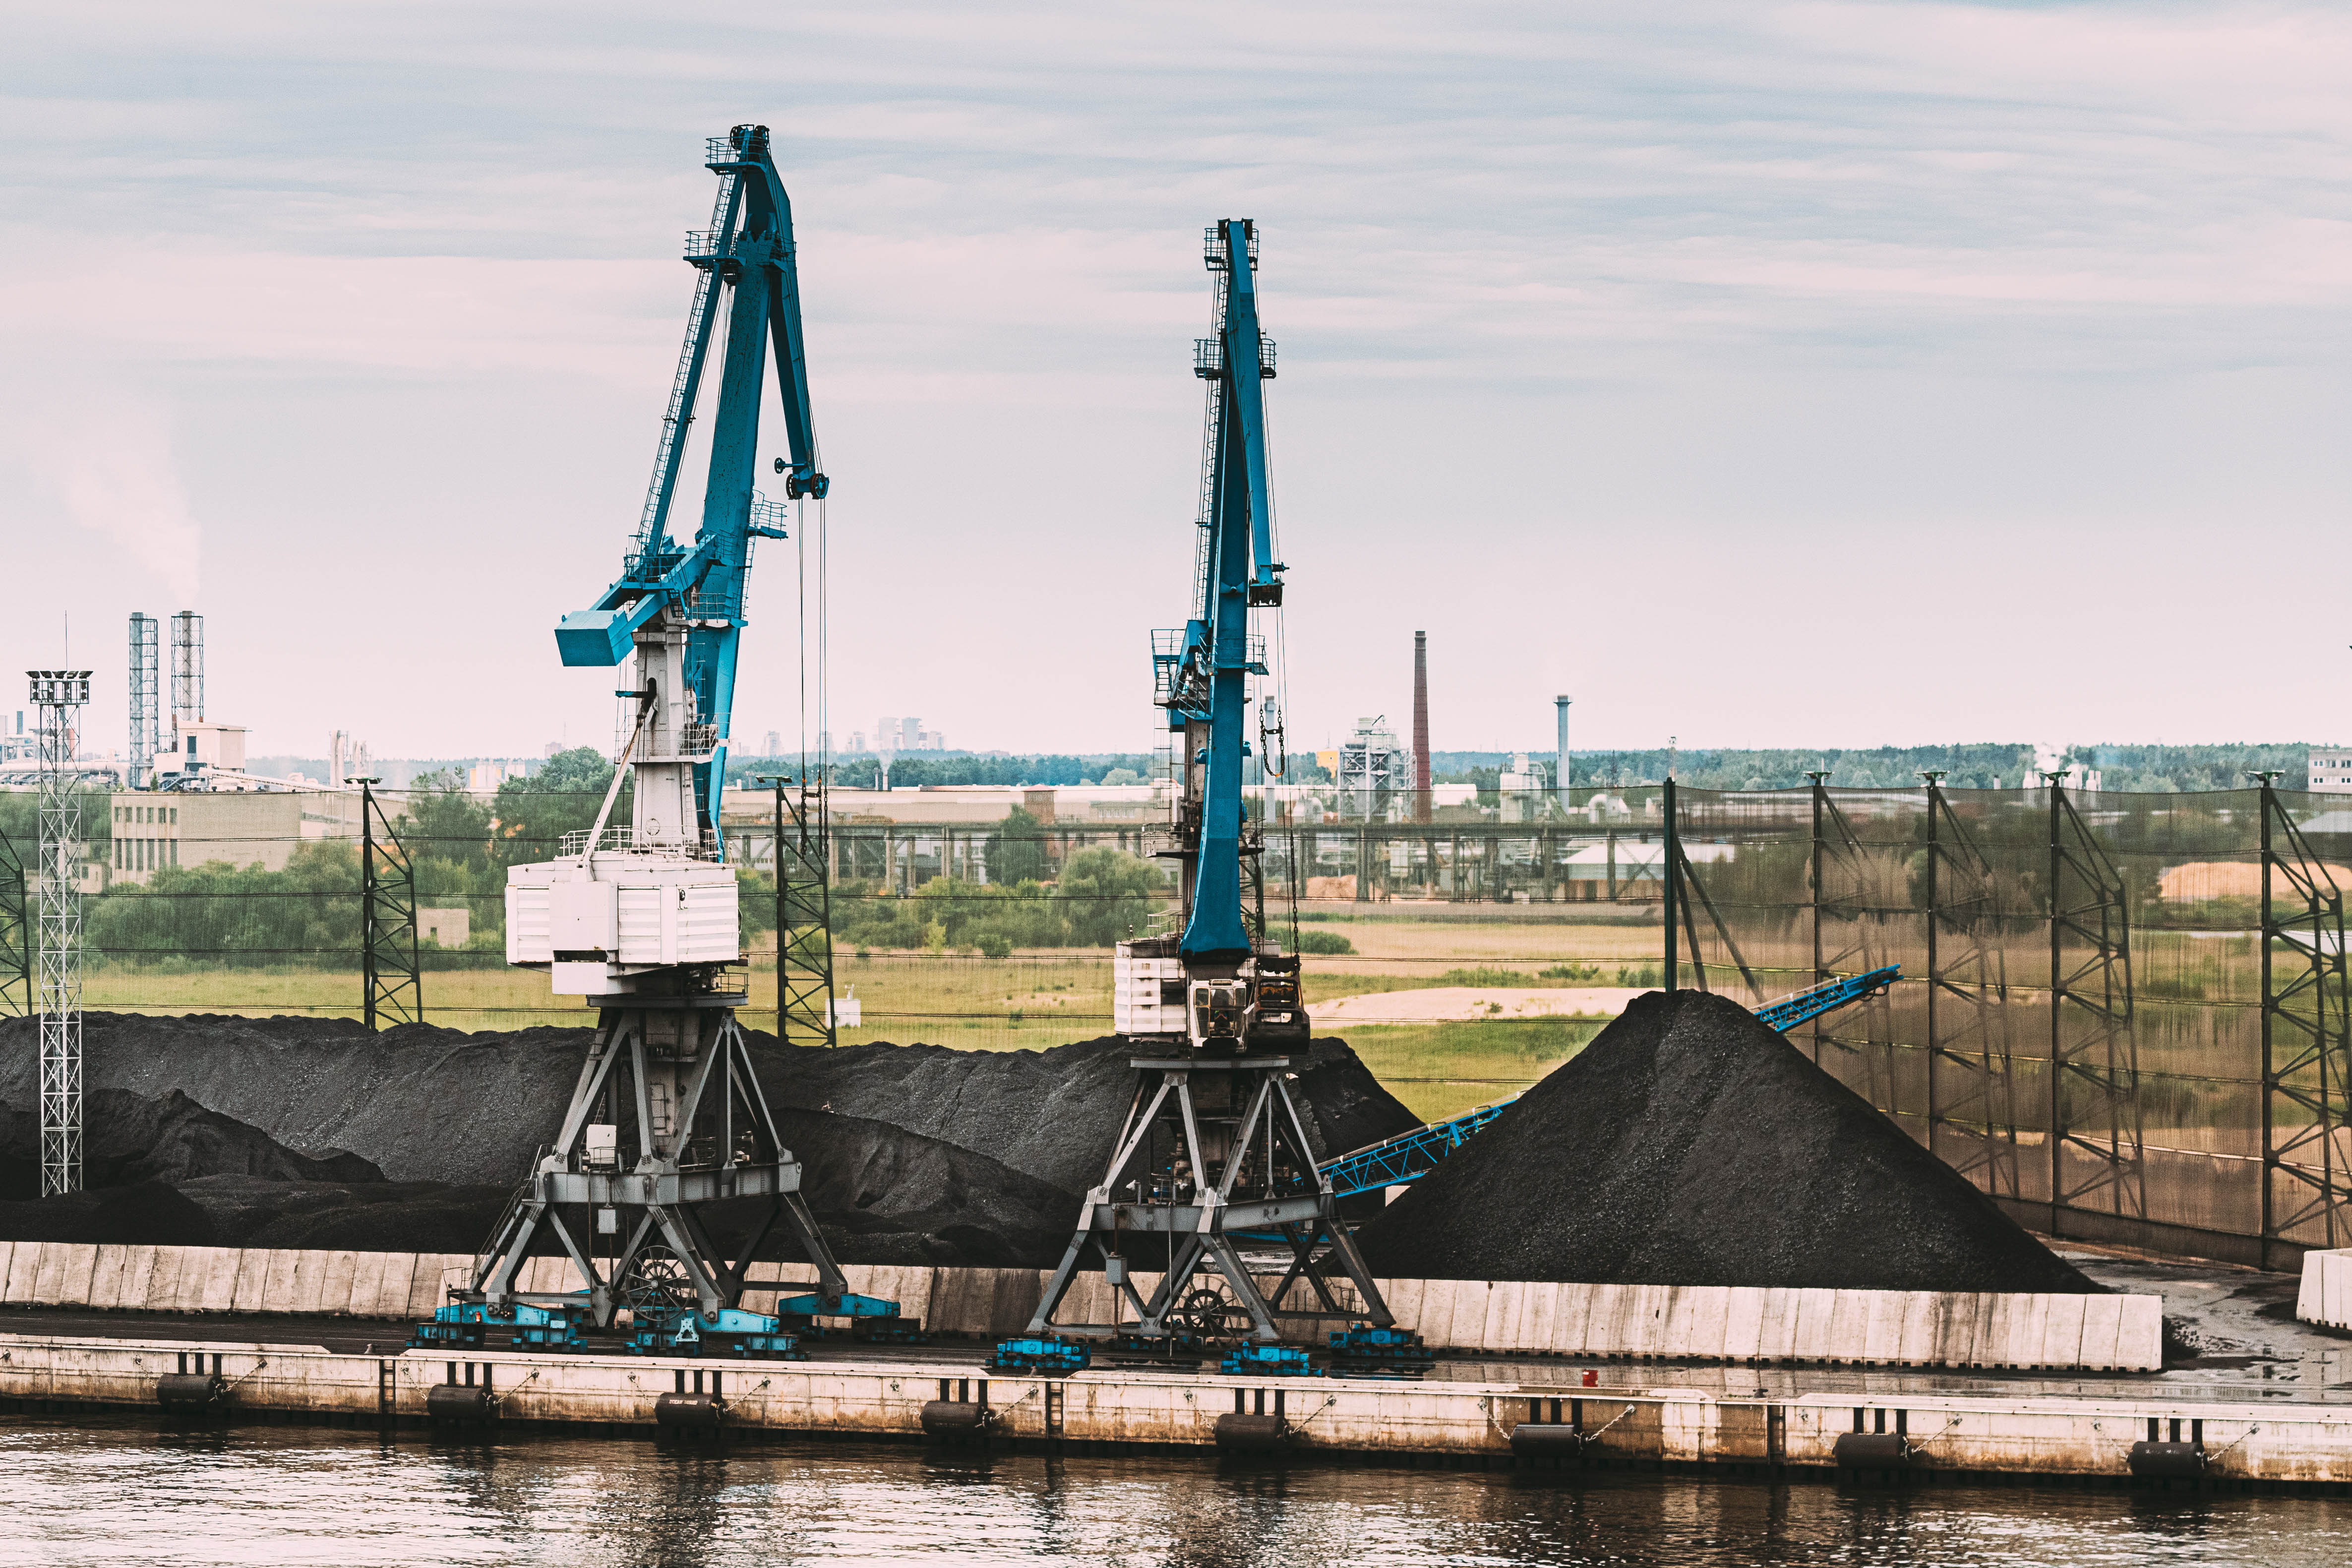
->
<box><xmin>30</xmin><ymin>669</ymin><xmax>90</xmax><ymax>1196</ymax></box>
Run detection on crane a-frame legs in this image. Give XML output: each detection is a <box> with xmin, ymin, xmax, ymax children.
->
<box><xmin>466</xmin><ymin>1002</ymin><xmax>845</xmax><ymax>1326</ymax></box>
<box><xmin>1029</xmin><ymin>1054</ymin><xmax>1391</xmax><ymax>1342</ymax></box>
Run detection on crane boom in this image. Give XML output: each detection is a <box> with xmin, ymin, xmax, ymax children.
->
<box><xmin>552</xmin><ymin>122</ymin><xmax>827</xmax><ymax>858</ymax></box>
<box><xmin>1180</xmin><ymin>219</ymin><xmax>1280</xmax><ymax>961</ymax></box>
<box><xmin>1126</xmin><ymin>219</ymin><xmax>1304</xmax><ymax>1045</ymax></box>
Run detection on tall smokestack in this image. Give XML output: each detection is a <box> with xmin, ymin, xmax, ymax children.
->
<box><xmin>169</xmin><ymin>611</ymin><xmax>203</xmax><ymax>753</ymax></box>
<box><xmin>1412</xmin><ymin>630</ymin><xmax>1431</xmax><ymax>822</ymax></box>
<box><xmin>1554</xmin><ymin>695</ymin><xmax>1571</xmax><ymax>814</ymax></box>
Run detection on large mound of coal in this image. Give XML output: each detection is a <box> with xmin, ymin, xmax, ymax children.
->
<box><xmin>0</xmin><ymin>1015</ymin><xmax>588</xmax><ymax>1186</ymax></box>
<box><xmin>0</xmin><ymin>1015</ymin><xmax>1418</xmax><ymax>1197</ymax></box>
<box><xmin>720</xmin><ymin>1109</ymin><xmax>1078</xmax><ymax>1268</ymax></box>
<box><xmin>1353</xmin><ymin>990</ymin><xmax>2096</xmax><ymax>1293</ymax></box>
<box><xmin>0</xmin><ymin>1089</ymin><xmax>381</xmax><ymax>1200</ymax></box>
<box><xmin>752</xmin><ymin>1034</ymin><xmax>1417</xmax><ymax>1193</ymax></box>
<box><xmin>0</xmin><ymin>1180</ymin><xmax>218</xmax><ymax>1247</ymax></box>
<box><xmin>173</xmin><ymin>1175</ymin><xmax>511</xmax><ymax>1252</ymax></box>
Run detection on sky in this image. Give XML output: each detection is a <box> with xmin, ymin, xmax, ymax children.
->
<box><xmin>1</xmin><ymin>1</ymin><xmax>2346</xmax><ymax>763</ymax></box>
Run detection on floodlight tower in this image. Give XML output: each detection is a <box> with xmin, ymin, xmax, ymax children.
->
<box><xmin>30</xmin><ymin>669</ymin><xmax>89</xmax><ymax>1196</ymax></box>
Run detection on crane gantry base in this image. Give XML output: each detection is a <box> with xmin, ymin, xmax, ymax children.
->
<box><xmin>463</xmin><ymin>997</ymin><xmax>853</xmax><ymax>1332</ymax></box>
<box><xmin>1028</xmin><ymin>1052</ymin><xmax>1392</xmax><ymax>1347</ymax></box>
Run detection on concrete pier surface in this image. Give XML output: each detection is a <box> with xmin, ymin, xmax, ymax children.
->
<box><xmin>4</xmin><ymin>1319</ymin><xmax>2352</xmax><ymax>1489</ymax></box>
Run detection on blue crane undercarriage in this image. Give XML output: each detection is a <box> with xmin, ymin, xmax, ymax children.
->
<box><xmin>454</xmin><ymin>126</ymin><xmax>906</xmax><ymax>1353</ymax></box>
<box><xmin>1024</xmin><ymin>223</ymin><xmax>1399</xmax><ymax>1362</ymax></box>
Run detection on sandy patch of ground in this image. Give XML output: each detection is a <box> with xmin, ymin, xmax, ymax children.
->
<box><xmin>1312</xmin><ymin>986</ymin><xmax>1646</xmax><ymax>1025</ymax></box>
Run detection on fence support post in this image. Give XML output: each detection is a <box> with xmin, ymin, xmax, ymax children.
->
<box><xmin>1805</xmin><ymin>771</ymin><xmax>1829</xmax><ymax>1065</ymax></box>
<box><xmin>1663</xmin><ymin>778</ymin><xmax>1678</xmax><ymax>993</ymax></box>
<box><xmin>2045</xmin><ymin>770</ymin><xmax>2067</xmax><ymax>1226</ymax></box>
<box><xmin>357</xmin><ymin>778</ymin><xmax>421</xmax><ymax>1030</ymax></box>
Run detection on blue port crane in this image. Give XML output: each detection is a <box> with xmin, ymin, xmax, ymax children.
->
<box><xmin>550</xmin><ymin>122</ymin><xmax>827</xmax><ymax>856</ymax></box>
<box><xmin>1024</xmin><ymin>221</ymin><xmax>1395</xmax><ymax>1357</ymax></box>
<box><xmin>457</xmin><ymin>125</ymin><xmax>907</xmax><ymax>1344</ymax></box>
<box><xmin>1166</xmin><ymin>218</ymin><xmax>1283</xmax><ymax>965</ymax></box>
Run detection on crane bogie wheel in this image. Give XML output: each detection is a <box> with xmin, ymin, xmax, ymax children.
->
<box><xmin>1173</xmin><ymin>1286</ymin><xmax>1243</xmax><ymax>1341</ymax></box>
<box><xmin>620</xmin><ymin>1246</ymin><xmax>699</xmax><ymax>1326</ymax></box>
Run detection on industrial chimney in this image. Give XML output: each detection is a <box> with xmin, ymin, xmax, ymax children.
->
<box><xmin>1412</xmin><ymin>631</ymin><xmax>1431</xmax><ymax>822</ymax></box>
<box><xmin>1554</xmin><ymin>695</ymin><xmax>1571</xmax><ymax>815</ymax></box>
<box><xmin>128</xmin><ymin>613</ymin><xmax>159</xmax><ymax>789</ymax></box>
<box><xmin>169</xmin><ymin>611</ymin><xmax>204</xmax><ymax>754</ymax></box>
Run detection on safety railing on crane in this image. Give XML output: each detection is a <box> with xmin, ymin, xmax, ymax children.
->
<box><xmin>1193</xmin><ymin>336</ymin><xmax>1279</xmax><ymax>380</ymax></box>
<box><xmin>1202</xmin><ymin>221</ymin><xmax>1259</xmax><ymax>270</ymax></box>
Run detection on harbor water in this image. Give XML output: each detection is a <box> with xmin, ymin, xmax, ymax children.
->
<box><xmin>3</xmin><ymin>1416</ymin><xmax>2349</xmax><ymax>1568</ymax></box>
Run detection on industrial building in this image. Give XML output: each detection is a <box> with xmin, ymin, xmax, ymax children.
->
<box><xmin>103</xmin><ymin>787</ymin><xmax>361</xmax><ymax>887</ymax></box>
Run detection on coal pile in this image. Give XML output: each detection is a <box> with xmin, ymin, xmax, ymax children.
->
<box><xmin>0</xmin><ymin>1181</ymin><xmax>218</xmax><ymax>1247</ymax></box>
<box><xmin>0</xmin><ymin>1014</ymin><xmax>1411</xmax><ymax>1266</ymax></box>
<box><xmin>749</xmin><ymin>1033</ymin><xmax>1419</xmax><ymax>1193</ymax></box>
<box><xmin>0</xmin><ymin>1015</ymin><xmax>1418</xmax><ymax>1202</ymax></box>
<box><xmin>1353</xmin><ymin>989</ymin><xmax>2097</xmax><ymax>1294</ymax></box>
<box><xmin>0</xmin><ymin>1015</ymin><xmax>587</xmax><ymax>1186</ymax></box>
<box><xmin>736</xmin><ymin>1109</ymin><xmax>1076</xmax><ymax>1267</ymax></box>
<box><xmin>0</xmin><ymin>1089</ymin><xmax>381</xmax><ymax>1199</ymax></box>
<box><xmin>174</xmin><ymin>1175</ymin><xmax>510</xmax><ymax>1252</ymax></box>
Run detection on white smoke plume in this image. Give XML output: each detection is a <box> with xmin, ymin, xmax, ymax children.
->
<box><xmin>52</xmin><ymin>397</ymin><xmax>203</xmax><ymax>603</ymax></box>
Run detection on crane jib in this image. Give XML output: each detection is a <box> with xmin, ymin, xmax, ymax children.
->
<box><xmin>1179</xmin><ymin>218</ymin><xmax>1278</xmax><ymax>964</ymax></box>
<box><xmin>548</xmin><ymin>123</ymin><xmax>828</xmax><ymax>857</ymax></box>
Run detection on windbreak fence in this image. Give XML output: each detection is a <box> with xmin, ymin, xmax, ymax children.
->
<box><xmin>1658</xmin><ymin>781</ymin><xmax>2351</xmax><ymax>1269</ymax></box>
<box><xmin>6</xmin><ymin>777</ymin><xmax>2347</xmax><ymax>1268</ymax></box>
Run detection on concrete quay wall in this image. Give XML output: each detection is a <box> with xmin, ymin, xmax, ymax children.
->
<box><xmin>2300</xmin><ymin>1250</ymin><xmax>2352</xmax><ymax>1331</ymax></box>
<box><xmin>0</xmin><ymin>1240</ymin><xmax>2162</xmax><ymax>1372</ymax></box>
<box><xmin>1</xmin><ymin>1330</ymin><xmax>2346</xmax><ymax>1485</ymax></box>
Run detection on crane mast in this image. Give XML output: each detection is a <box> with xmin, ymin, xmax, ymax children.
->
<box><xmin>458</xmin><ymin>126</ymin><xmax>902</xmax><ymax>1350</ymax></box>
<box><xmin>1025</xmin><ymin>221</ymin><xmax>1393</xmax><ymax>1357</ymax></box>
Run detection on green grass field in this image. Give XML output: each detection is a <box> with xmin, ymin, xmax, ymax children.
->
<box><xmin>1337</xmin><ymin>1016</ymin><xmax>1603</xmax><ymax>1124</ymax></box>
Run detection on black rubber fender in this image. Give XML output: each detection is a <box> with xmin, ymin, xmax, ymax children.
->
<box><xmin>155</xmin><ymin>1372</ymin><xmax>226</xmax><ymax>1413</ymax></box>
<box><xmin>1213</xmin><ymin>1413</ymin><xmax>1290</xmax><ymax>1452</ymax></box>
<box><xmin>1509</xmin><ymin>1422</ymin><xmax>1589</xmax><ymax>1457</ymax></box>
<box><xmin>1833</xmin><ymin>1432</ymin><xmax>1911</xmax><ymax>1467</ymax></box>
<box><xmin>654</xmin><ymin>1392</ymin><xmax>725</xmax><ymax>1429</ymax></box>
<box><xmin>920</xmin><ymin>1399</ymin><xmax>990</xmax><ymax>1437</ymax></box>
<box><xmin>426</xmin><ymin>1384</ymin><xmax>496</xmax><ymax>1425</ymax></box>
<box><xmin>2129</xmin><ymin>1440</ymin><xmax>2207</xmax><ymax>1480</ymax></box>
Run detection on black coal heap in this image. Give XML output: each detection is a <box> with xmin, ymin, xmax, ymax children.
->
<box><xmin>1354</xmin><ymin>989</ymin><xmax>2096</xmax><ymax>1294</ymax></box>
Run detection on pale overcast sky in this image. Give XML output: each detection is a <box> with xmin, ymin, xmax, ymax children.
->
<box><xmin>1</xmin><ymin>2</ymin><xmax>2346</xmax><ymax>761</ymax></box>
